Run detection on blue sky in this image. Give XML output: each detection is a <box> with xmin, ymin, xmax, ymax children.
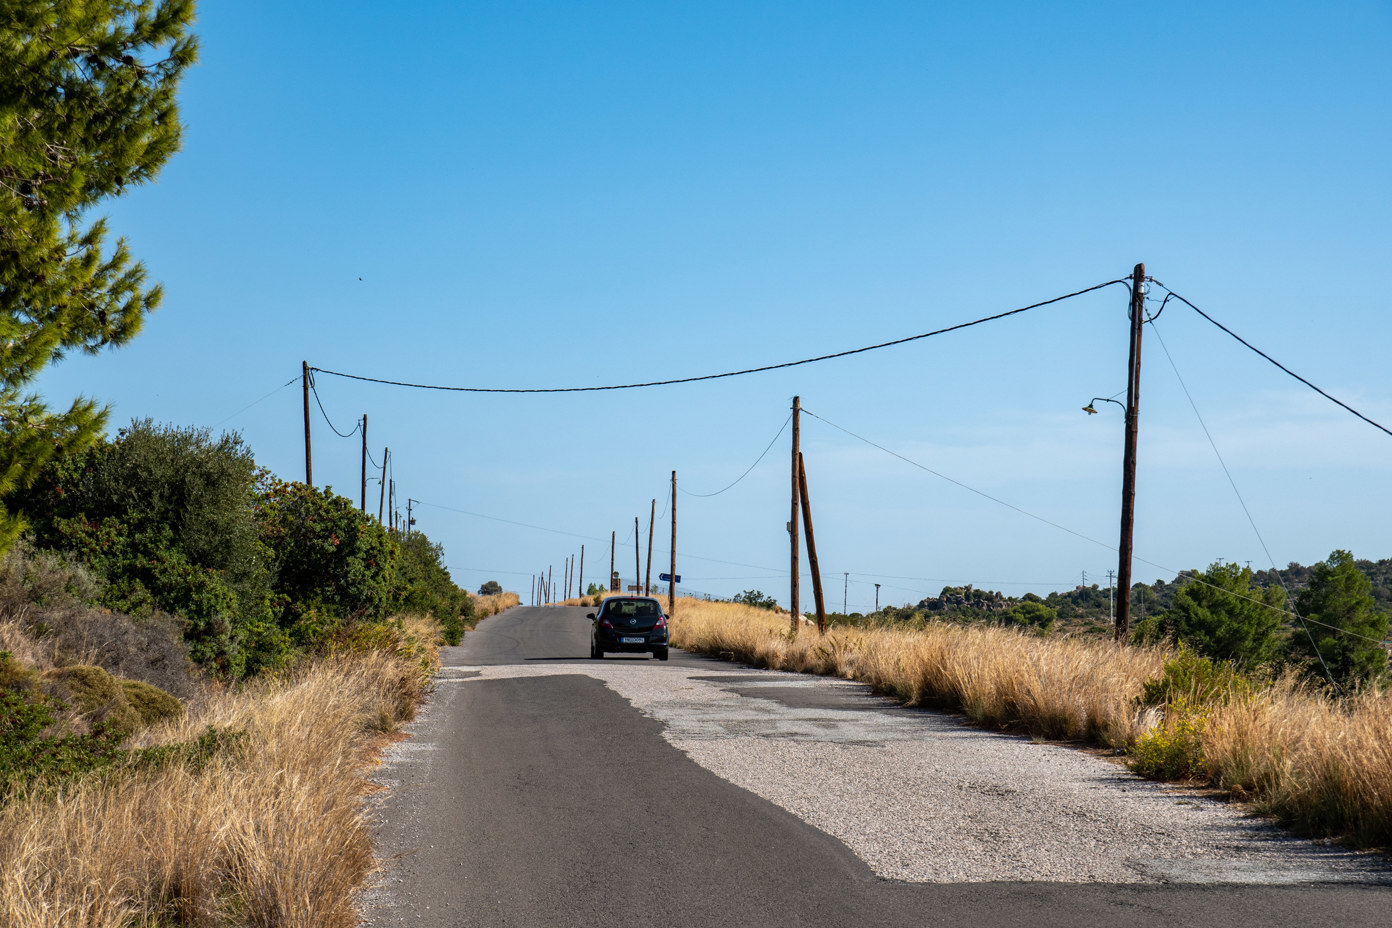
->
<box><xmin>36</xmin><ymin>1</ymin><xmax>1392</xmax><ymax>610</ymax></box>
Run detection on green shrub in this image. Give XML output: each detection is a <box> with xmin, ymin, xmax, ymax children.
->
<box><xmin>41</xmin><ymin>664</ymin><xmax>143</xmax><ymax>733</ymax></box>
<box><xmin>120</xmin><ymin>679</ymin><xmax>183</xmax><ymax>726</ymax></box>
<box><xmin>0</xmin><ymin>689</ymin><xmax>126</xmax><ymax>804</ymax></box>
<box><xmin>1129</xmin><ymin>705</ymin><xmax>1208</xmax><ymax>780</ymax></box>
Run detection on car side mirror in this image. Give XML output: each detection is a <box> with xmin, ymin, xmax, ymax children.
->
<box><xmin>586</xmin><ymin>612</ymin><xmax>596</xmax><ymax>619</ymax></box>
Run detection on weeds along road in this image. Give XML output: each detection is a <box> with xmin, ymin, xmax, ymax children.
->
<box><xmin>361</xmin><ymin>606</ymin><xmax>1392</xmax><ymax>928</ymax></box>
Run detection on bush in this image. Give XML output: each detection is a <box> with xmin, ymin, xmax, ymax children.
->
<box><xmin>733</xmin><ymin>590</ymin><xmax>779</xmax><ymax>611</ymax></box>
<box><xmin>256</xmin><ymin>478</ymin><xmax>396</xmax><ymax>638</ymax></box>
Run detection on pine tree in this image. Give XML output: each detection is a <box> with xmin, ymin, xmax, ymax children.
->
<box><xmin>1289</xmin><ymin>549</ymin><xmax>1390</xmax><ymax>684</ymax></box>
<box><xmin>0</xmin><ymin>1</ymin><xmax>197</xmax><ymax>549</ymax></box>
<box><xmin>1163</xmin><ymin>561</ymin><xmax>1286</xmax><ymax>666</ymax></box>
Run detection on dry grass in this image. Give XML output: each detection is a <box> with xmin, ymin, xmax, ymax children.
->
<box><xmin>1201</xmin><ymin>677</ymin><xmax>1392</xmax><ymax>846</ymax></box>
<box><xmin>670</xmin><ymin>597</ymin><xmax>1392</xmax><ymax>849</ymax></box>
<box><xmin>0</xmin><ymin>616</ymin><xmax>442</xmax><ymax>927</ymax></box>
<box><xmin>472</xmin><ymin>591</ymin><xmax>520</xmax><ymax>618</ymax></box>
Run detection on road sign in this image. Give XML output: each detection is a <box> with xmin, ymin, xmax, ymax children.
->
<box><xmin>627</xmin><ymin>585</ymin><xmax>641</xmax><ymax>592</ymax></box>
<box><xmin>659</xmin><ymin>573</ymin><xmax>681</xmax><ymax>583</ymax></box>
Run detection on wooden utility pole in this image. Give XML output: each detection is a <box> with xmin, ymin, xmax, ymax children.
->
<box><xmin>578</xmin><ymin>545</ymin><xmax>585</xmax><ymax>599</ymax></box>
<box><xmin>669</xmin><ymin>471</ymin><xmax>677</xmax><ymax>616</ymax></box>
<box><xmin>389</xmin><ymin>479</ymin><xmax>396</xmax><ymax>533</ymax></box>
<box><xmin>359</xmin><ymin>416</ymin><xmax>368</xmax><ymax>512</ymax></box>
<box><xmin>875</xmin><ymin>583</ymin><xmax>880</xmax><ymax>612</ymax></box>
<box><xmin>633</xmin><ymin>517</ymin><xmax>641</xmax><ymax>594</ymax></box>
<box><xmin>547</xmin><ymin>565</ymin><xmax>553</xmax><ymax>605</ymax></box>
<box><xmin>789</xmin><ymin>396</ymin><xmax>801</xmax><ymax>636</ymax></box>
<box><xmin>644</xmin><ymin>499</ymin><xmax>655</xmax><ymax>595</ymax></box>
<box><xmin>302</xmin><ymin>361</ymin><xmax>313</xmax><ymax>486</ymax></box>
<box><xmin>531</xmin><ymin>574</ymin><xmax>536</xmax><ymax>606</ymax></box>
<box><xmin>797</xmin><ymin>453</ymin><xmax>827</xmax><ymax>634</ymax></box>
<box><xmin>1116</xmin><ymin>262</ymin><xmax>1146</xmax><ymax>643</ymax></box>
<box><xmin>377</xmin><ymin>447</ymin><xmax>388</xmax><ymax>523</ymax></box>
<box><xmin>610</xmin><ymin>531</ymin><xmax>616</xmax><ymax>591</ymax></box>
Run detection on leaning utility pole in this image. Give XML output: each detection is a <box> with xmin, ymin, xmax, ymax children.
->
<box><xmin>302</xmin><ymin>361</ymin><xmax>313</xmax><ymax>486</ymax></box>
<box><xmin>669</xmin><ymin>471</ymin><xmax>677</xmax><ymax>616</ymax></box>
<box><xmin>789</xmin><ymin>396</ymin><xmax>801</xmax><ymax>636</ymax></box>
<box><xmin>797</xmin><ymin>453</ymin><xmax>826</xmax><ymax>635</ymax></box>
<box><xmin>1115</xmin><ymin>262</ymin><xmax>1146</xmax><ymax>643</ymax></box>
<box><xmin>644</xmin><ymin>499</ymin><xmax>655</xmax><ymax>595</ymax></box>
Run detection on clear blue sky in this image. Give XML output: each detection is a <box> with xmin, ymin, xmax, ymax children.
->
<box><xmin>36</xmin><ymin>1</ymin><xmax>1392</xmax><ymax>610</ymax></box>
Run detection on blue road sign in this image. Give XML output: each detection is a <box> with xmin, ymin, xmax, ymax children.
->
<box><xmin>659</xmin><ymin>573</ymin><xmax>681</xmax><ymax>583</ymax></box>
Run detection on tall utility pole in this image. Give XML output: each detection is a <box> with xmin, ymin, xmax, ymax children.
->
<box><xmin>406</xmin><ymin>498</ymin><xmax>414</xmax><ymax>539</ymax></box>
<box><xmin>388</xmin><ymin>479</ymin><xmax>395</xmax><ymax>532</ymax></box>
<box><xmin>360</xmin><ymin>415</ymin><xmax>368</xmax><ymax>512</ymax></box>
<box><xmin>610</xmin><ymin>531</ymin><xmax>616</xmax><ymax>592</ymax></box>
<box><xmin>377</xmin><ymin>447</ymin><xmax>388</xmax><ymax>523</ymax></box>
<box><xmin>644</xmin><ymin>499</ymin><xmax>655</xmax><ymax>595</ymax></box>
<box><xmin>531</xmin><ymin>574</ymin><xmax>536</xmax><ymax>607</ymax></box>
<box><xmin>578</xmin><ymin>545</ymin><xmax>585</xmax><ymax>599</ymax></box>
<box><xmin>547</xmin><ymin>565</ymin><xmax>553</xmax><ymax>605</ymax></box>
<box><xmin>875</xmin><ymin>583</ymin><xmax>880</xmax><ymax>612</ymax></box>
<box><xmin>302</xmin><ymin>361</ymin><xmax>313</xmax><ymax>486</ymax></box>
<box><xmin>633</xmin><ymin>517</ymin><xmax>641</xmax><ymax>594</ymax></box>
<box><xmin>797</xmin><ymin>453</ymin><xmax>826</xmax><ymax>635</ymax></box>
<box><xmin>789</xmin><ymin>396</ymin><xmax>801</xmax><ymax>636</ymax></box>
<box><xmin>1107</xmin><ymin>569</ymin><xmax>1116</xmax><ymax>624</ymax></box>
<box><xmin>1116</xmin><ymin>262</ymin><xmax>1146</xmax><ymax>643</ymax></box>
<box><xmin>843</xmin><ymin>572</ymin><xmax>849</xmax><ymax>615</ymax></box>
<box><xmin>669</xmin><ymin>471</ymin><xmax>677</xmax><ymax>616</ymax></box>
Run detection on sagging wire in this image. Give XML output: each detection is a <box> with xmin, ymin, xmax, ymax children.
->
<box><xmin>679</xmin><ymin>413</ymin><xmax>792</xmax><ymax>498</ymax></box>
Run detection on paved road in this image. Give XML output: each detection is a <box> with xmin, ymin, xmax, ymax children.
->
<box><xmin>361</xmin><ymin>606</ymin><xmax>1391</xmax><ymax>927</ymax></box>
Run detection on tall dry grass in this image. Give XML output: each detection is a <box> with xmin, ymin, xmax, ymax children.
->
<box><xmin>1200</xmin><ymin>678</ymin><xmax>1392</xmax><ymax>846</ymax></box>
<box><xmin>0</xmin><ymin>616</ymin><xmax>441</xmax><ymax>928</ymax></box>
<box><xmin>473</xmin><ymin>590</ymin><xmax>520</xmax><ymax>618</ymax></box>
<box><xmin>671</xmin><ymin>598</ymin><xmax>1392</xmax><ymax>849</ymax></box>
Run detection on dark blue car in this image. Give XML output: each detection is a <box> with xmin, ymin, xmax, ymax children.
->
<box><xmin>589</xmin><ymin>596</ymin><xmax>669</xmax><ymax>660</ymax></box>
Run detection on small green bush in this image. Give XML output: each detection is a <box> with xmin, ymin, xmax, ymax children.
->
<box><xmin>120</xmin><ymin>679</ymin><xmax>183</xmax><ymax>726</ymax></box>
<box><xmin>42</xmin><ymin>664</ymin><xmax>143</xmax><ymax>733</ymax></box>
<box><xmin>1130</xmin><ymin>705</ymin><xmax>1209</xmax><ymax>780</ymax></box>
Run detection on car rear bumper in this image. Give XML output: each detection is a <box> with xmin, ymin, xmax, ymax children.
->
<box><xmin>595</xmin><ymin>629</ymin><xmax>668</xmax><ymax>652</ymax></box>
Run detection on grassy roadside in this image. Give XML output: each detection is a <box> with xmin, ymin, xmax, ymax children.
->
<box><xmin>666</xmin><ymin>597</ymin><xmax>1392</xmax><ymax>851</ymax></box>
<box><xmin>0</xmin><ymin>615</ymin><xmax>441</xmax><ymax>928</ymax></box>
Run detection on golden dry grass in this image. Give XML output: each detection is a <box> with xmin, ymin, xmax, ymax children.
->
<box><xmin>670</xmin><ymin>597</ymin><xmax>1392</xmax><ymax>849</ymax></box>
<box><xmin>472</xmin><ymin>591</ymin><xmax>521</xmax><ymax>618</ymax></box>
<box><xmin>0</xmin><ymin>616</ymin><xmax>442</xmax><ymax>927</ymax></box>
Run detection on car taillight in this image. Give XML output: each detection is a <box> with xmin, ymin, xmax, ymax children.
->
<box><xmin>654</xmin><ymin>614</ymin><xmax>667</xmax><ymax>629</ymax></box>
<box><xmin>598</xmin><ymin>616</ymin><xmax>614</xmax><ymax>628</ymax></box>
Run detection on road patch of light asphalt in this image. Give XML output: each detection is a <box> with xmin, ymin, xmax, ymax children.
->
<box><xmin>416</xmin><ymin>661</ymin><xmax>1390</xmax><ymax>885</ymax></box>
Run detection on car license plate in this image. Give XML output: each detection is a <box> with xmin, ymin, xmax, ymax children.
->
<box><xmin>620</xmin><ymin>636</ymin><xmax>645</xmax><ymax>644</ymax></box>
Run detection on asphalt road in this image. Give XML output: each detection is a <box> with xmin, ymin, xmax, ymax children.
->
<box><xmin>361</xmin><ymin>606</ymin><xmax>1392</xmax><ymax>927</ymax></box>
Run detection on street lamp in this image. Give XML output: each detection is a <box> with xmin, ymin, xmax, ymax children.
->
<box><xmin>1082</xmin><ymin>396</ymin><xmax>1125</xmax><ymax>415</ymax></box>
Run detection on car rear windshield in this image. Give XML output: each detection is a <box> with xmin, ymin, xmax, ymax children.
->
<box><xmin>602</xmin><ymin>599</ymin><xmax>661</xmax><ymax>619</ymax></box>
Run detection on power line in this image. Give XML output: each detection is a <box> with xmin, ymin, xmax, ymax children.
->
<box><xmin>801</xmin><ymin>407</ymin><xmax>1119</xmax><ymax>553</ymax></box>
<box><xmin>307</xmin><ymin>373</ymin><xmax>361</xmax><ymax>438</ymax></box>
<box><xmin>309</xmin><ymin>278</ymin><xmax>1130</xmax><ymax>394</ymax></box>
<box><xmin>1149</xmin><ymin>279</ymin><xmax>1392</xmax><ymax>439</ymax></box>
<box><xmin>680</xmin><ymin>413</ymin><xmax>792</xmax><ymax>498</ymax></box>
<box><xmin>211</xmin><ymin>377</ymin><xmax>297</xmax><ymax>428</ymax></box>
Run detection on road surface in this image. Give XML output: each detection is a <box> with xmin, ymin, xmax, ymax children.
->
<box><xmin>361</xmin><ymin>606</ymin><xmax>1391</xmax><ymax>927</ymax></box>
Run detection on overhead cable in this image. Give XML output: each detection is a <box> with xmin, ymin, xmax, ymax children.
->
<box><xmin>1150</xmin><ymin>279</ymin><xmax>1392</xmax><ymax>439</ymax></box>
<box><xmin>310</xmin><ymin>278</ymin><xmax>1130</xmax><ymax>394</ymax></box>
<box><xmin>680</xmin><ymin>413</ymin><xmax>792</xmax><ymax>498</ymax></box>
